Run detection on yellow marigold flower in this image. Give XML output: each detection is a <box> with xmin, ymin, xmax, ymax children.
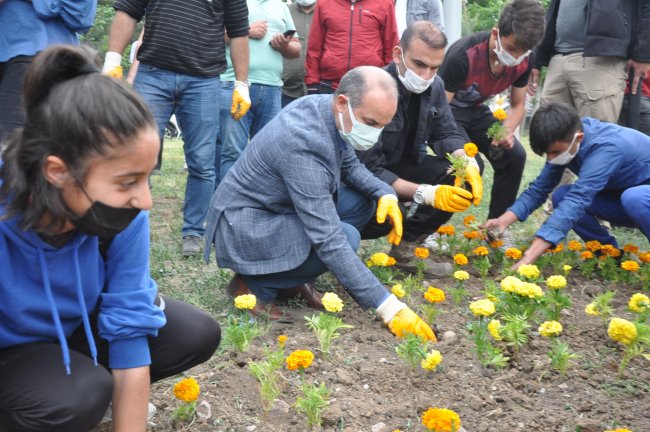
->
<box><xmin>580</xmin><ymin>251</ymin><xmax>594</xmax><ymax>260</ymax></box>
<box><xmin>368</xmin><ymin>252</ymin><xmax>392</xmax><ymax>267</ymax></box>
<box><xmin>601</xmin><ymin>244</ymin><xmax>621</xmax><ymax>257</ymax></box>
<box><xmin>493</xmin><ymin>108</ymin><xmax>508</xmax><ymax>122</ymax></box>
<box><xmin>463</xmin><ymin>230</ymin><xmax>481</xmax><ymax>240</ymax></box>
<box><xmin>548</xmin><ymin>243</ymin><xmax>564</xmax><ymax>253</ymax></box>
<box><xmin>463</xmin><ymin>142</ymin><xmax>479</xmax><ymax>158</ymax></box>
<box><xmin>500</xmin><ymin>275</ymin><xmax>523</xmax><ymax>293</ymax></box>
<box><xmin>469</xmin><ymin>299</ymin><xmax>496</xmax><ymax>317</ymax></box>
<box><xmin>585</xmin><ymin>240</ymin><xmax>602</xmax><ymax>252</ymax></box>
<box><xmin>623</xmin><ymin>244</ymin><xmax>639</xmax><ymax>254</ymax></box>
<box><xmin>517</xmin><ymin>264</ymin><xmax>540</xmax><ymax>279</ymax></box>
<box><xmin>621</xmin><ymin>260</ymin><xmax>640</xmax><ymax>272</ymax></box>
<box><xmin>546</xmin><ymin>275</ymin><xmax>567</xmax><ymax>290</ymax></box>
<box><xmin>286</xmin><ymin>349</ymin><xmax>314</xmax><ymax>371</ymax></box>
<box><xmin>422</xmin><ymin>407</ymin><xmax>461</xmax><ymax>432</ymax></box>
<box><xmin>628</xmin><ymin>293</ymin><xmax>649</xmax><ymax>313</ymax></box>
<box><xmin>174</xmin><ymin>377</ymin><xmax>200</xmax><ymax>403</ymax></box>
<box><xmin>639</xmin><ymin>251</ymin><xmax>650</xmax><ymax>263</ymax></box>
<box><xmin>436</xmin><ymin>225</ymin><xmax>455</xmax><ymax>236</ymax></box>
<box><xmin>105</xmin><ymin>65</ymin><xmax>124</xmax><ymax>79</ymax></box>
<box><xmin>424</xmin><ymin>286</ymin><xmax>445</xmax><ymax>303</ymax></box>
<box><xmin>473</xmin><ymin>246</ymin><xmax>489</xmax><ymax>256</ymax></box>
<box><xmin>277</xmin><ymin>335</ymin><xmax>288</xmax><ymax>348</ymax></box>
<box><xmin>514</xmin><ymin>282</ymin><xmax>543</xmax><ymax>299</ymax></box>
<box><xmin>421</xmin><ymin>350</ymin><xmax>443</xmax><ymax>371</ymax></box>
<box><xmin>234</xmin><ymin>294</ymin><xmax>257</xmax><ymax>310</ymax></box>
<box><xmin>608</xmin><ymin>318</ymin><xmax>638</xmax><ymax>345</ymax></box>
<box><xmin>414</xmin><ymin>247</ymin><xmax>430</xmax><ymax>259</ymax></box>
<box><xmin>488</xmin><ymin>319</ymin><xmax>502</xmax><ymax>340</ymax></box>
<box><xmin>391</xmin><ymin>284</ymin><xmax>406</xmax><ymax>299</ymax></box>
<box><xmin>563</xmin><ymin>265</ymin><xmax>572</xmax><ymax>273</ymax></box>
<box><xmin>463</xmin><ymin>214</ymin><xmax>476</xmax><ymax>226</ymax></box>
<box><xmin>453</xmin><ymin>253</ymin><xmax>468</xmax><ymax>266</ymax></box>
<box><xmin>604</xmin><ymin>429</ymin><xmax>633</xmax><ymax>432</ymax></box>
<box><xmin>486</xmin><ymin>293</ymin><xmax>500</xmax><ymax>304</ymax></box>
<box><xmin>538</xmin><ymin>320</ymin><xmax>563</xmax><ymax>337</ymax></box>
<box><xmin>490</xmin><ymin>239</ymin><xmax>504</xmax><ymax>248</ymax></box>
<box><xmin>322</xmin><ymin>292</ymin><xmax>344</xmax><ymax>313</ymax></box>
<box><xmin>585</xmin><ymin>303</ymin><xmax>600</xmax><ymax>316</ymax></box>
<box><xmin>504</xmin><ymin>248</ymin><xmax>522</xmax><ymax>259</ymax></box>
<box><xmin>453</xmin><ymin>270</ymin><xmax>470</xmax><ymax>281</ymax></box>
<box><xmin>387</xmin><ymin>256</ymin><xmax>397</xmax><ymax>266</ymax></box>
<box><xmin>567</xmin><ymin>240</ymin><xmax>583</xmax><ymax>251</ymax></box>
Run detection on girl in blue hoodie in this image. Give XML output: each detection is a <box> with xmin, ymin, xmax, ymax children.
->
<box><xmin>0</xmin><ymin>45</ymin><xmax>220</xmax><ymax>431</ymax></box>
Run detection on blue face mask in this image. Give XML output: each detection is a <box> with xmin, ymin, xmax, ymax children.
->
<box><xmin>338</xmin><ymin>100</ymin><xmax>383</xmax><ymax>151</ymax></box>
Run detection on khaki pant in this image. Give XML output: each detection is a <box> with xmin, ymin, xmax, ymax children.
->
<box><xmin>541</xmin><ymin>52</ymin><xmax>627</xmax><ymax>122</ymax></box>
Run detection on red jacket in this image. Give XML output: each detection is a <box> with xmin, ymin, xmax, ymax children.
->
<box><xmin>305</xmin><ymin>0</ymin><xmax>398</xmax><ymax>89</ymax></box>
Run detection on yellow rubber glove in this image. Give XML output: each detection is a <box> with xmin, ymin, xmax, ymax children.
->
<box><xmin>376</xmin><ymin>194</ymin><xmax>402</xmax><ymax>245</ymax></box>
<box><xmin>231</xmin><ymin>80</ymin><xmax>251</xmax><ymax>120</ymax></box>
<box><xmin>421</xmin><ymin>184</ymin><xmax>473</xmax><ymax>212</ymax></box>
<box><xmin>388</xmin><ymin>308</ymin><xmax>437</xmax><ymax>341</ymax></box>
<box><xmin>102</xmin><ymin>52</ymin><xmax>124</xmax><ymax>79</ymax></box>
<box><xmin>454</xmin><ymin>158</ymin><xmax>483</xmax><ymax>206</ymax></box>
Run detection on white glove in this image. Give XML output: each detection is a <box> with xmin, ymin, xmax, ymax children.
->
<box><xmin>375</xmin><ymin>294</ymin><xmax>407</xmax><ymax>324</ymax></box>
<box><xmin>102</xmin><ymin>51</ymin><xmax>122</xmax><ymax>74</ymax></box>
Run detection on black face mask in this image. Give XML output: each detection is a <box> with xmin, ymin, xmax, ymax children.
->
<box><xmin>72</xmin><ymin>201</ymin><xmax>141</xmax><ymax>238</ymax></box>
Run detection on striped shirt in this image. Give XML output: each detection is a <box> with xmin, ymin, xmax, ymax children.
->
<box><xmin>114</xmin><ymin>0</ymin><xmax>249</xmax><ymax>77</ymax></box>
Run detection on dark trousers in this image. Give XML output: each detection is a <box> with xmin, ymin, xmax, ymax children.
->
<box><xmin>361</xmin><ymin>154</ymin><xmax>456</xmax><ymax>242</ymax></box>
<box><xmin>0</xmin><ymin>297</ymin><xmax>220</xmax><ymax>432</ymax></box>
<box><xmin>0</xmin><ymin>56</ymin><xmax>33</xmax><ymax>142</ymax></box>
<box><xmin>451</xmin><ymin>104</ymin><xmax>527</xmax><ymax>219</ymax></box>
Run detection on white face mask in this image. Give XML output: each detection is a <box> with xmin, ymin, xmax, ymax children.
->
<box><xmin>548</xmin><ymin>133</ymin><xmax>581</xmax><ymax>166</ymax></box>
<box><xmin>338</xmin><ymin>100</ymin><xmax>383</xmax><ymax>151</ymax></box>
<box><xmin>396</xmin><ymin>49</ymin><xmax>435</xmax><ymax>94</ymax></box>
<box><xmin>295</xmin><ymin>0</ymin><xmax>316</xmax><ymax>6</ymax></box>
<box><xmin>493</xmin><ymin>30</ymin><xmax>530</xmax><ymax>67</ymax></box>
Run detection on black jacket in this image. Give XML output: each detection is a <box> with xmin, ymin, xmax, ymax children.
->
<box><xmin>534</xmin><ymin>0</ymin><xmax>650</xmax><ymax>68</ymax></box>
<box><xmin>356</xmin><ymin>62</ymin><xmax>466</xmax><ymax>185</ymax></box>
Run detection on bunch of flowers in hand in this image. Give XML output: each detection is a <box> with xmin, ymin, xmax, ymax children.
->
<box><xmin>305</xmin><ymin>292</ymin><xmax>353</xmax><ymax>354</ymax></box>
<box><xmin>173</xmin><ymin>377</ymin><xmax>200</xmax><ymax>420</ymax></box>
<box><xmin>422</xmin><ymin>407</ymin><xmax>461</xmax><ymax>432</ymax></box>
<box><xmin>445</xmin><ymin>142</ymin><xmax>479</xmax><ymax>192</ymax></box>
<box><xmin>486</xmin><ymin>108</ymin><xmax>508</xmax><ymax>159</ymax></box>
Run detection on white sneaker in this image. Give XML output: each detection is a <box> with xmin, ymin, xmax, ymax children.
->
<box><xmin>101</xmin><ymin>402</ymin><xmax>157</xmax><ymax>423</ymax></box>
<box><xmin>423</xmin><ymin>233</ymin><xmax>450</xmax><ymax>253</ymax></box>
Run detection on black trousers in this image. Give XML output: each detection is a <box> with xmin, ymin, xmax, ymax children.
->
<box><xmin>0</xmin><ymin>55</ymin><xmax>33</xmax><ymax>142</ymax></box>
<box><xmin>451</xmin><ymin>104</ymin><xmax>527</xmax><ymax>219</ymax></box>
<box><xmin>361</xmin><ymin>154</ymin><xmax>458</xmax><ymax>242</ymax></box>
<box><xmin>0</xmin><ymin>297</ymin><xmax>220</xmax><ymax>432</ymax></box>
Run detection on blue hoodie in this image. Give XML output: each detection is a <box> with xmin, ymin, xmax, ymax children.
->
<box><xmin>0</xmin><ymin>210</ymin><xmax>166</xmax><ymax>374</ymax></box>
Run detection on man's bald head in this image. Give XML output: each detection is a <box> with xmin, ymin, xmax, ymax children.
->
<box><xmin>335</xmin><ymin>66</ymin><xmax>398</xmax><ymax>109</ymax></box>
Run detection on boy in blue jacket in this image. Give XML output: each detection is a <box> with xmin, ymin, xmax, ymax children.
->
<box><xmin>485</xmin><ymin>103</ymin><xmax>650</xmax><ymax>268</ymax></box>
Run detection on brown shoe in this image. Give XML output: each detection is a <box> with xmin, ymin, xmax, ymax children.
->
<box><xmin>277</xmin><ymin>282</ymin><xmax>325</xmax><ymax>311</ymax></box>
<box><xmin>226</xmin><ymin>274</ymin><xmax>250</xmax><ymax>298</ymax></box>
<box><xmin>249</xmin><ymin>302</ymin><xmax>294</xmax><ymax>323</ymax></box>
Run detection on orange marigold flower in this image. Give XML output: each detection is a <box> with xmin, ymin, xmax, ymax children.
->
<box><xmin>639</xmin><ymin>251</ymin><xmax>650</xmax><ymax>263</ymax></box>
<box><xmin>453</xmin><ymin>253</ymin><xmax>468</xmax><ymax>266</ymax></box>
<box><xmin>463</xmin><ymin>230</ymin><xmax>481</xmax><ymax>240</ymax></box>
<box><xmin>463</xmin><ymin>142</ymin><xmax>479</xmax><ymax>158</ymax></box>
<box><xmin>386</xmin><ymin>256</ymin><xmax>397</xmax><ymax>266</ymax></box>
<box><xmin>463</xmin><ymin>214</ymin><xmax>476</xmax><ymax>227</ymax></box>
<box><xmin>473</xmin><ymin>246</ymin><xmax>489</xmax><ymax>256</ymax></box>
<box><xmin>504</xmin><ymin>248</ymin><xmax>522</xmax><ymax>260</ymax></box>
<box><xmin>585</xmin><ymin>240</ymin><xmax>602</xmax><ymax>252</ymax></box>
<box><xmin>493</xmin><ymin>108</ymin><xmax>508</xmax><ymax>122</ymax></box>
<box><xmin>286</xmin><ymin>349</ymin><xmax>314</xmax><ymax>371</ymax></box>
<box><xmin>414</xmin><ymin>247</ymin><xmax>430</xmax><ymax>259</ymax></box>
<box><xmin>621</xmin><ymin>260</ymin><xmax>640</xmax><ymax>272</ymax></box>
<box><xmin>174</xmin><ymin>377</ymin><xmax>200</xmax><ymax>403</ymax></box>
<box><xmin>580</xmin><ymin>251</ymin><xmax>594</xmax><ymax>260</ymax></box>
<box><xmin>623</xmin><ymin>244</ymin><xmax>639</xmax><ymax>254</ymax></box>
<box><xmin>567</xmin><ymin>240</ymin><xmax>583</xmax><ymax>251</ymax></box>
<box><xmin>490</xmin><ymin>239</ymin><xmax>504</xmax><ymax>248</ymax></box>
<box><xmin>424</xmin><ymin>286</ymin><xmax>446</xmax><ymax>303</ymax></box>
<box><xmin>422</xmin><ymin>407</ymin><xmax>461</xmax><ymax>432</ymax></box>
<box><xmin>601</xmin><ymin>244</ymin><xmax>621</xmax><ymax>257</ymax></box>
<box><xmin>549</xmin><ymin>243</ymin><xmax>564</xmax><ymax>253</ymax></box>
<box><xmin>436</xmin><ymin>225</ymin><xmax>455</xmax><ymax>236</ymax></box>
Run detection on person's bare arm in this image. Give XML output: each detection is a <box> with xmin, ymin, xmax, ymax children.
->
<box><xmin>270</xmin><ymin>34</ymin><xmax>300</xmax><ymax>59</ymax></box>
<box><xmin>111</xmin><ymin>366</ymin><xmax>150</xmax><ymax>432</ymax></box>
<box><xmin>108</xmin><ymin>11</ymin><xmax>138</xmax><ymax>54</ymax></box>
<box><xmin>229</xmin><ymin>35</ymin><xmax>250</xmax><ymax>82</ymax></box>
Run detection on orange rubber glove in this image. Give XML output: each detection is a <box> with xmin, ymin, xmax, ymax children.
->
<box><xmin>376</xmin><ymin>194</ymin><xmax>402</xmax><ymax>245</ymax></box>
<box><xmin>454</xmin><ymin>157</ymin><xmax>483</xmax><ymax>206</ymax></box>
<box><xmin>376</xmin><ymin>294</ymin><xmax>437</xmax><ymax>342</ymax></box>
<box><xmin>421</xmin><ymin>184</ymin><xmax>473</xmax><ymax>212</ymax></box>
<box><xmin>231</xmin><ymin>80</ymin><xmax>251</xmax><ymax>120</ymax></box>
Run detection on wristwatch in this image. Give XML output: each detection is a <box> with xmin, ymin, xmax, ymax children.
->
<box><xmin>407</xmin><ymin>185</ymin><xmax>427</xmax><ymax>218</ymax></box>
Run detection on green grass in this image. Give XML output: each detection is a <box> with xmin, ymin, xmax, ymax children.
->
<box><xmin>149</xmin><ymin>136</ymin><xmax>649</xmax><ymax>303</ymax></box>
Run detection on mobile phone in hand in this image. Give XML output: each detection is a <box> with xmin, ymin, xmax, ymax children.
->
<box><xmin>283</xmin><ymin>29</ymin><xmax>296</xmax><ymax>38</ymax></box>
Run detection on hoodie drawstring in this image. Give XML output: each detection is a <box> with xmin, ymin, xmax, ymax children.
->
<box><xmin>73</xmin><ymin>245</ymin><xmax>98</xmax><ymax>367</ymax></box>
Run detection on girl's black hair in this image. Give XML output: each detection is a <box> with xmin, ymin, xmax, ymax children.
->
<box><xmin>0</xmin><ymin>45</ymin><xmax>155</xmax><ymax>233</ymax></box>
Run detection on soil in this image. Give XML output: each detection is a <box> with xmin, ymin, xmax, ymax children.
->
<box><xmin>94</xmin><ymin>268</ymin><xmax>650</xmax><ymax>432</ymax></box>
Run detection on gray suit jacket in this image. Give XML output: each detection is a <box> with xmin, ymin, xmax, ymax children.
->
<box><xmin>205</xmin><ymin>95</ymin><xmax>393</xmax><ymax>309</ymax></box>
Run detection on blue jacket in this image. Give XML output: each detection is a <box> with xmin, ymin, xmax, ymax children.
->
<box><xmin>509</xmin><ymin>118</ymin><xmax>650</xmax><ymax>246</ymax></box>
<box><xmin>0</xmin><ymin>210</ymin><xmax>166</xmax><ymax>374</ymax></box>
<box><xmin>205</xmin><ymin>95</ymin><xmax>393</xmax><ymax>310</ymax></box>
<box><xmin>0</xmin><ymin>0</ymin><xmax>96</xmax><ymax>62</ymax></box>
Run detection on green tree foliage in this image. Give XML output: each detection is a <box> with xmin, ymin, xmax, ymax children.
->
<box><xmin>463</xmin><ymin>0</ymin><xmax>550</xmax><ymax>35</ymax></box>
<box><xmin>79</xmin><ymin>0</ymin><xmax>115</xmax><ymax>56</ymax></box>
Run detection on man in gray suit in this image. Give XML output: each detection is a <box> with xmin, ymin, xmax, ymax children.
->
<box><xmin>205</xmin><ymin>66</ymin><xmax>436</xmax><ymax>341</ymax></box>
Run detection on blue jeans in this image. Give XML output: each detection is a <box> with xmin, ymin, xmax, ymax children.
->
<box><xmin>134</xmin><ymin>64</ymin><xmax>220</xmax><ymax>238</ymax></box>
<box><xmin>242</xmin><ymin>186</ymin><xmax>375</xmax><ymax>304</ymax></box>
<box><xmin>218</xmin><ymin>82</ymin><xmax>281</xmax><ymax>179</ymax></box>
<box><xmin>552</xmin><ymin>184</ymin><xmax>650</xmax><ymax>247</ymax></box>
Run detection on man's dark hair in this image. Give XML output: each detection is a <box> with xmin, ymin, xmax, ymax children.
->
<box><xmin>498</xmin><ymin>0</ymin><xmax>546</xmax><ymax>51</ymax></box>
<box><xmin>529</xmin><ymin>103</ymin><xmax>583</xmax><ymax>156</ymax></box>
<box><xmin>400</xmin><ymin>21</ymin><xmax>447</xmax><ymax>51</ymax></box>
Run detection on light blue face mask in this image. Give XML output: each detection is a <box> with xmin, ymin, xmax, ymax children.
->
<box><xmin>338</xmin><ymin>100</ymin><xmax>383</xmax><ymax>151</ymax></box>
